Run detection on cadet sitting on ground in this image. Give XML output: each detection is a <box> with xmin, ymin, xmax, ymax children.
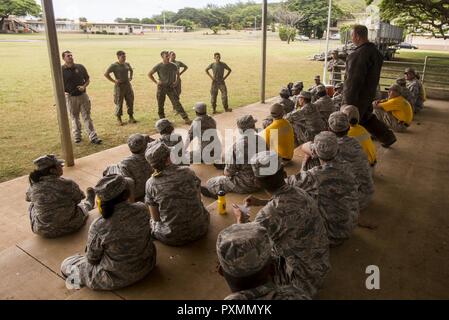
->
<box><xmin>61</xmin><ymin>174</ymin><xmax>156</xmax><ymax>290</ymax></box>
<box><xmin>145</xmin><ymin>142</ymin><xmax>210</xmax><ymax>246</ymax></box>
<box><xmin>396</xmin><ymin>78</ymin><xmax>414</xmax><ymax>109</ymax></box>
<box><xmin>290</xmin><ymin>81</ymin><xmax>304</xmax><ymax>107</ymax></box>
<box><xmin>150</xmin><ymin>118</ymin><xmax>185</xmax><ymax>160</ymax></box>
<box><xmin>287</xmin><ymin>132</ymin><xmax>359</xmax><ymax>247</ymax></box>
<box><xmin>217</xmin><ymin>223</ymin><xmax>310</xmax><ymax>300</ymax></box>
<box><xmin>235</xmin><ymin>151</ymin><xmax>330</xmax><ymax>298</ymax></box>
<box><xmin>202</xmin><ymin>115</ymin><xmax>263</xmax><ymax>198</ymax></box>
<box><xmin>404</xmin><ymin>67</ymin><xmax>425</xmax><ymax>113</ymax></box>
<box><xmin>286</xmin><ymin>91</ymin><xmax>326</xmax><ymax>147</ymax></box>
<box><xmin>278</xmin><ymin>87</ymin><xmax>295</xmax><ymax>114</ymax></box>
<box><xmin>314</xmin><ymin>84</ymin><xmax>335</xmax><ymax>123</ymax></box>
<box><xmin>301</xmin><ymin>112</ymin><xmax>374</xmax><ymax>210</ymax></box>
<box><xmin>26</xmin><ymin>155</ymin><xmax>94</xmax><ymax>238</ymax></box>
<box><xmin>261</xmin><ymin>104</ymin><xmax>295</xmax><ymax>164</ymax></box>
<box><xmin>341</xmin><ymin>105</ymin><xmax>377</xmax><ymax>169</ymax></box>
<box><xmin>332</xmin><ymin>82</ymin><xmax>344</xmax><ymax>110</ymax></box>
<box><xmin>373</xmin><ymin>84</ymin><xmax>413</xmax><ymax>133</ymax></box>
<box><xmin>185</xmin><ymin>102</ymin><xmax>221</xmax><ymax>164</ymax></box>
<box><xmin>309</xmin><ymin>75</ymin><xmax>324</xmax><ymax>102</ymax></box>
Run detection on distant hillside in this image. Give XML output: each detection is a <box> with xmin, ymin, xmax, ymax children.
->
<box><xmin>335</xmin><ymin>0</ymin><xmax>367</xmax><ymax>13</ymax></box>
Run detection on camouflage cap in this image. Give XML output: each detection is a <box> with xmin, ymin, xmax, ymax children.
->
<box><xmin>145</xmin><ymin>141</ymin><xmax>171</xmax><ymax>166</ymax></box>
<box><xmin>250</xmin><ymin>151</ymin><xmax>282</xmax><ymax>178</ymax></box>
<box><xmin>193</xmin><ymin>102</ymin><xmax>207</xmax><ymax>114</ymax></box>
<box><xmin>33</xmin><ymin>154</ymin><xmax>64</xmax><ymax>171</ymax></box>
<box><xmin>396</xmin><ymin>78</ymin><xmax>407</xmax><ymax>86</ymax></box>
<box><xmin>404</xmin><ymin>67</ymin><xmax>416</xmax><ymax>75</ymax></box>
<box><xmin>279</xmin><ymin>87</ymin><xmax>290</xmax><ymax>96</ymax></box>
<box><xmin>313</xmin><ymin>131</ymin><xmax>339</xmax><ymax>161</ymax></box>
<box><xmin>293</xmin><ymin>81</ymin><xmax>304</xmax><ymax>90</ymax></box>
<box><xmin>316</xmin><ymin>84</ymin><xmax>327</xmax><ymax>93</ymax></box>
<box><xmin>127</xmin><ymin>133</ymin><xmax>147</xmax><ymax>153</ymax></box>
<box><xmin>314</xmin><ymin>75</ymin><xmax>321</xmax><ymax>80</ymax></box>
<box><xmin>341</xmin><ymin>105</ymin><xmax>360</xmax><ymax>123</ymax></box>
<box><xmin>237</xmin><ymin>115</ymin><xmax>257</xmax><ymax>130</ymax></box>
<box><xmin>299</xmin><ymin>91</ymin><xmax>312</xmax><ymax>100</ymax></box>
<box><xmin>94</xmin><ymin>174</ymin><xmax>128</xmax><ymax>202</ymax></box>
<box><xmin>155</xmin><ymin>118</ymin><xmax>173</xmax><ymax>133</ymax></box>
<box><xmin>270</xmin><ymin>103</ymin><xmax>284</xmax><ymax>118</ymax></box>
<box><xmin>328</xmin><ymin>111</ymin><xmax>350</xmax><ymax>133</ymax></box>
<box><xmin>217</xmin><ymin>223</ymin><xmax>272</xmax><ymax>278</ymax></box>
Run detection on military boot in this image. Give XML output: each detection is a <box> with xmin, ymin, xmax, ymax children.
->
<box><xmin>85</xmin><ymin>187</ymin><xmax>96</xmax><ymax>210</ymax></box>
<box><xmin>128</xmin><ymin>115</ymin><xmax>137</xmax><ymax>124</ymax></box>
<box><xmin>117</xmin><ymin>116</ymin><xmax>124</xmax><ymax>126</ymax></box>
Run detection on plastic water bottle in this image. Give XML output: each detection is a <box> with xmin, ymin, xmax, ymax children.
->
<box><xmin>217</xmin><ymin>190</ymin><xmax>227</xmax><ymax>215</ymax></box>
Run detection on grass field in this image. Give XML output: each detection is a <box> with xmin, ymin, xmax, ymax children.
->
<box><xmin>1</xmin><ymin>30</ymin><xmax>448</xmax><ymax>182</ymax></box>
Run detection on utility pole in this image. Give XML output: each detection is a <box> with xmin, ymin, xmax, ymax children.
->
<box><xmin>323</xmin><ymin>0</ymin><xmax>332</xmax><ymax>85</ymax></box>
<box><xmin>41</xmin><ymin>0</ymin><xmax>74</xmax><ymax>166</ymax></box>
<box><xmin>261</xmin><ymin>0</ymin><xmax>267</xmax><ymax>103</ymax></box>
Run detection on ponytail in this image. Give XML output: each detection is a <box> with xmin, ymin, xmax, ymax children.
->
<box><xmin>29</xmin><ymin>166</ymin><xmax>56</xmax><ymax>185</ymax></box>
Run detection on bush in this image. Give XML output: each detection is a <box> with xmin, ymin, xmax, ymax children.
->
<box><xmin>102</xmin><ymin>30</ymin><xmax>107</xmax><ymax>34</ymax></box>
<box><xmin>279</xmin><ymin>25</ymin><xmax>296</xmax><ymax>43</ymax></box>
<box><xmin>339</xmin><ymin>25</ymin><xmax>352</xmax><ymax>44</ymax></box>
<box><xmin>279</xmin><ymin>25</ymin><xmax>289</xmax><ymax>41</ymax></box>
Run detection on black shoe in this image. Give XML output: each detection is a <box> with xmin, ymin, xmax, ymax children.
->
<box><xmin>200</xmin><ymin>186</ymin><xmax>218</xmax><ymax>200</ymax></box>
<box><xmin>225</xmin><ymin>108</ymin><xmax>233</xmax><ymax>112</ymax></box>
<box><xmin>381</xmin><ymin>134</ymin><xmax>396</xmax><ymax>148</ymax></box>
<box><xmin>86</xmin><ymin>187</ymin><xmax>96</xmax><ymax>210</ymax></box>
<box><xmin>74</xmin><ymin>138</ymin><xmax>82</xmax><ymax>144</ymax></box>
<box><xmin>91</xmin><ymin>138</ymin><xmax>102</xmax><ymax>145</ymax></box>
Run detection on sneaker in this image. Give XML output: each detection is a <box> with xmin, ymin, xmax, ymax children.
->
<box><xmin>128</xmin><ymin>116</ymin><xmax>137</xmax><ymax>124</ymax></box>
<box><xmin>91</xmin><ymin>138</ymin><xmax>102</xmax><ymax>145</ymax></box>
<box><xmin>200</xmin><ymin>186</ymin><xmax>218</xmax><ymax>200</ymax></box>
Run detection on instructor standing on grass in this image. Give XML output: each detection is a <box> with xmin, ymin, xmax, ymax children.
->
<box><xmin>206</xmin><ymin>52</ymin><xmax>232</xmax><ymax>114</ymax></box>
<box><xmin>61</xmin><ymin>51</ymin><xmax>102</xmax><ymax>145</ymax></box>
<box><xmin>148</xmin><ymin>51</ymin><xmax>192</xmax><ymax>125</ymax></box>
<box><xmin>104</xmin><ymin>50</ymin><xmax>137</xmax><ymax>126</ymax></box>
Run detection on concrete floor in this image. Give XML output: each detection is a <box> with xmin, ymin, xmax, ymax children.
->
<box><xmin>0</xmin><ymin>99</ymin><xmax>448</xmax><ymax>299</ymax></box>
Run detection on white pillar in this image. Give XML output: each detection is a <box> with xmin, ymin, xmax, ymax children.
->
<box><xmin>323</xmin><ymin>0</ymin><xmax>332</xmax><ymax>85</ymax></box>
<box><xmin>261</xmin><ymin>0</ymin><xmax>268</xmax><ymax>103</ymax></box>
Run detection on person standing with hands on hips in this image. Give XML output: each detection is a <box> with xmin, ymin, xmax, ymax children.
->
<box><xmin>148</xmin><ymin>51</ymin><xmax>192</xmax><ymax>125</ymax></box>
<box><xmin>104</xmin><ymin>50</ymin><xmax>137</xmax><ymax>126</ymax></box>
<box><xmin>206</xmin><ymin>52</ymin><xmax>232</xmax><ymax>114</ymax></box>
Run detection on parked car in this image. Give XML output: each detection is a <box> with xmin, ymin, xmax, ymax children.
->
<box><xmin>296</xmin><ymin>35</ymin><xmax>310</xmax><ymax>41</ymax></box>
<box><xmin>330</xmin><ymin>33</ymin><xmax>340</xmax><ymax>40</ymax></box>
<box><xmin>397</xmin><ymin>42</ymin><xmax>418</xmax><ymax>49</ymax></box>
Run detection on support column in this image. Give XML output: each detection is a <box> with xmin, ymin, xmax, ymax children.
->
<box><xmin>261</xmin><ymin>0</ymin><xmax>268</xmax><ymax>103</ymax></box>
<box><xmin>41</xmin><ymin>0</ymin><xmax>74</xmax><ymax>166</ymax></box>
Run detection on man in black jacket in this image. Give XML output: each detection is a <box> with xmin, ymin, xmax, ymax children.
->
<box><xmin>343</xmin><ymin>25</ymin><xmax>396</xmax><ymax>148</ymax></box>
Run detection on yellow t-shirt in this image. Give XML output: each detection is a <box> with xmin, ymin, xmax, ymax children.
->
<box><xmin>262</xmin><ymin>118</ymin><xmax>295</xmax><ymax>160</ymax></box>
<box><xmin>378</xmin><ymin>96</ymin><xmax>413</xmax><ymax>124</ymax></box>
<box><xmin>348</xmin><ymin>124</ymin><xmax>377</xmax><ymax>165</ymax></box>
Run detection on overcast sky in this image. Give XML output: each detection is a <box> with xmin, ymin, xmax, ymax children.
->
<box><xmin>38</xmin><ymin>0</ymin><xmax>278</xmax><ymax>22</ymax></box>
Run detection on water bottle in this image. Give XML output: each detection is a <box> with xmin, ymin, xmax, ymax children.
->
<box><xmin>217</xmin><ymin>190</ymin><xmax>227</xmax><ymax>215</ymax></box>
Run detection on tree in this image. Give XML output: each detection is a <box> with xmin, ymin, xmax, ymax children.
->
<box><xmin>274</xmin><ymin>3</ymin><xmax>303</xmax><ymax>44</ymax></box>
<box><xmin>287</xmin><ymin>0</ymin><xmax>344</xmax><ymax>38</ymax></box>
<box><xmin>0</xmin><ymin>0</ymin><xmax>41</xmax><ymax>30</ymax></box>
<box><xmin>141</xmin><ymin>17</ymin><xmax>156</xmax><ymax>24</ymax></box>
<box><xmin>369</xmin><ymin>0</ymin><xmax>449</xmax><ymax>39</ymax></box>
<box><xmin>79</xmin><ymin>17</ymin><xmax>87</xmax><ymax>22</ymax></box>
<box><xmin>175</xmin><ymin>19</ymin><xmax>194</xmax><ymax>32</ymax></box>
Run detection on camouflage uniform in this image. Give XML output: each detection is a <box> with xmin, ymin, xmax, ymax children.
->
<box><xmin>217</xmin><ymin>222</ymin><xmax>310</xmax><ymax>300</ymax></box>
<box><xmin>206</xmin><ymin>116</ymin><xmax>263</xmax><ymax>194</ymax></box>
<box><xmin>287</xmin><ymin>132</ymin><xmax>359</xmax><ymax>246</ymax></box>
<box><xmin>285</xmin><ymin>100</ymin><xmax>326</xmax><ymax>146</ymax></box>
<box><xmin>61</xmin><ymin>175</ymin><xmax>156</xmax><ymax>290</ymax></box>
<box><xmin>171</xmin><ymin>60</ymin><xmax>187</xmax><ymax>96</ymax></box>
<box><xmin>327</xmin><ymin>112</ymin><xmax>374</xmax><ymax>210</ymax></box>
<box><xmin>406</xmin><ymin>79</ymin><xmax>424</xmax><ymax>113</ymax></box>
<box><xmin>145</xmin><ymin>144</ymin><xmax>210</xmax><ymax>246</ymax></box>
<box><xmin>279</xmin><ymin>88</ymin><xmax>296</xmax><ymax>114</ymax></box>
<box><xmin>207</xmin><ymin>61</ymin><xmax>232</xmax><ymax>112</ymax></box>
<box><xmin>188</xmin><ymin>107</ymin><xmax>221</xmax><ymax>163</ymax></box>
<box><xmin>314</xmin><ymin>95</ymin><xmax>335</xmax><ymax>123</ymax></box>
<box><xmin>119</xmin><ymin>154</ymin><xmax>153</xmax><ymax>201</ymax></box>
<box><xmin>106</xmin><ymin>62</ymin><xmax>134</xmax><ymax>117</ymax></box>
<box><xmin>26</xmin><ymin>176</ymin><xmax>90</xmax><ymax>238</ymax></box>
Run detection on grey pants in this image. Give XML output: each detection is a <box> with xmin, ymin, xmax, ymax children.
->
<box><xmin>66</xmin><ymin>93</ymin><xmax>98</xmax><ymax>141</ymax></box>
<box><xmin>373</xmin><ymin>109</ymin><xmax>408</xmax><ymax>133</ymax></box>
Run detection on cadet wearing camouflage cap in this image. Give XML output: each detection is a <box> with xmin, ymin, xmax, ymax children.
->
<box><xmin>287</xmin><ymin>132</ymin><xmax>359</xmax><ymax>246</ymax></box>
<box><xmin>204</xmin><ymin>115</ymin><xmax>264</xmax><ymax>196</ymax></box>
<box><xmin>145</xmin><ymin>142</ymin><xmax>210</xmax><ymax>246</ymax></box>
<box><xmin>332</xmin><ymin>82</ymin><xmax>344</xmax><ymax>110</ymax></box>
<box><xmin>328</xmin><ymin>111</ymin><xmax>374</xmax><ymax>210</ymax></box>
<box><xmin>26</xmin><ymin>155</ymin><xmax>93</xmax><ymax>238</ymax></box>
<box><xmin>262</xmin><ymin>104</ymin><xmax>295</xmax><ymax>161</ymax></box>
<box><xmin>61</xmin><ymin>174</ymin><xmax>156</xmax><ymax>290</ymax></box>
<box><xmin>290</xmin><ymin>81</ymin><xmax>304</xmax><ymax>108</ymax></box>
<box><xmin>309</xmin><ymin>75</ymin><xmax>324</xmax><ymax>102</ymax></box>
<box><xmin>396</xmin><ymin>78</ymin><xmax>414</xmax><ymax>109</ymax></box>
<box><xmin>279</xmin><ymin>87</ymin><xmax>295</xmax><ymax>114</ymax></box>
<box><xmin>217</xmin><ymin>223</ymin><xmax>310</xmax><ymax>300</ymax></box>
<box><xmin>151</xmin><ymin>119</ymin><xmax>185</xmax><ymax>159</ymax></box>
<box><xmin>341</xmin><ymin>105</ymin><xmax>377</xmax><ymax>168</ymax></box>
<box><xmin>404</xmin><ymin>66</ymin><xmax>425</xmax><ymax>110</ymax></box>
<box><xmin>314</xmin><ymin>84</ymin><xmax>335</xmax><ymax>123</ymax></box>
<box><xmin>185</xmin><ymin>102</ymin><xmax>222</xmax><ymax>164</ymax></box>
<box><xmin>285</xmin><ymin>91</ymin><xmax>326</xmax><ymax>146</ymax></box>
<box><xmin>235</xmin><ymin>151</ymin><xmax>330</xmax><ymax>297</ymax></box>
